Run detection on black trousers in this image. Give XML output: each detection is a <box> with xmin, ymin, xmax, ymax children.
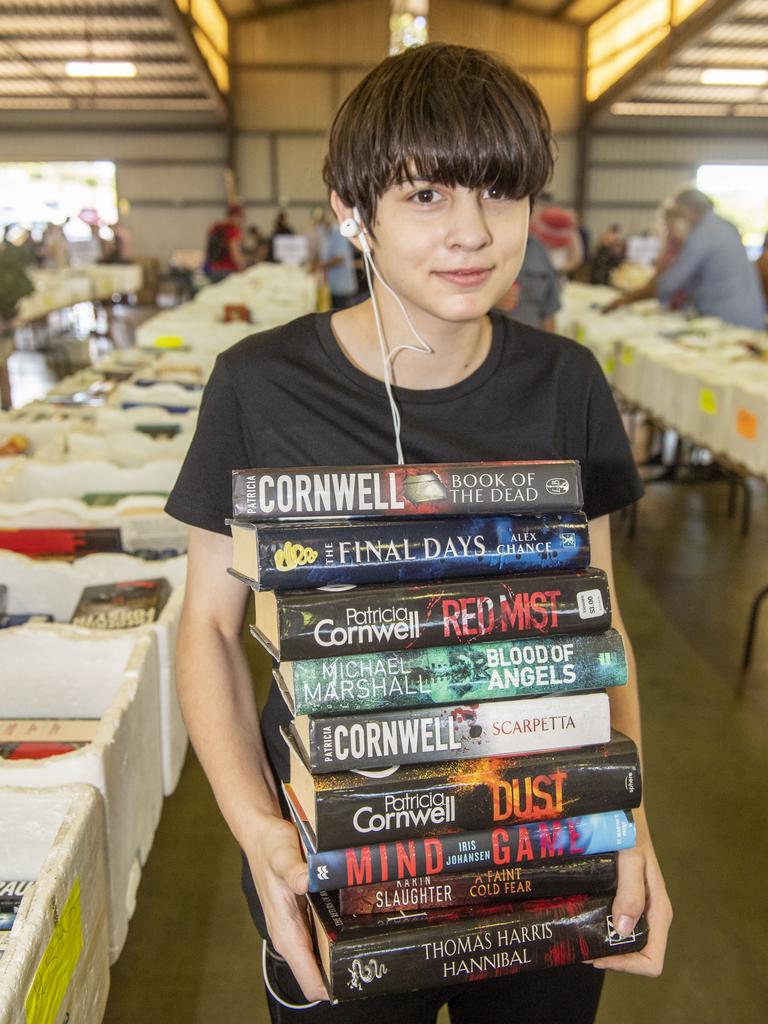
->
<box><xmin>263</xmin><ymin>942</ymin><xmax>605</xmax><ymax>1024</ymax></box>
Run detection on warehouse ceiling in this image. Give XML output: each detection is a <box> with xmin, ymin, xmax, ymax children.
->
<box><xmin>608</xmin><ymin>0</ymin><xmax>768</xmax><ymax>116</ymax></box>
<box><xmin>0</xmin><ymin>0</ymin><xmax>225</xmax><ymax>115</ymax></box>
<box><xmin>1</xmin><ymin>0</ymin><xmax>766</xmax><ymax>119</ymax></box>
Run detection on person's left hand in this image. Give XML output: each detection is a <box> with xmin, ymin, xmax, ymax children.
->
<box><xmin>590</xmin><ymin>822</ymin><xmax>672</xmax><ymax>976</ymax></box>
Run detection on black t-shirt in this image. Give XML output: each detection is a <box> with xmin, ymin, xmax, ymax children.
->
<box><xmin>166</xmin><ymin>309</ymin><xmax>643</xmax><ymax>782</ymax></box>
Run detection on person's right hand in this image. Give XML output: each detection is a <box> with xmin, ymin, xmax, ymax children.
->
<box><xmin>246</xmin><ymin>814</ymin><xmax>329</xmax><ymax>1002</ymax></box>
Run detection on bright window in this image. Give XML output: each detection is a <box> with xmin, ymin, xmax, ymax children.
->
<box><xmin>0</xmin><ymin>161</ymin><xmax>118</xmax><ymax>230</ymax></box>
<box><xmin>696</xmin><ymin>164</ymin><xmax>768</xmax><ymax>254</ymax></box>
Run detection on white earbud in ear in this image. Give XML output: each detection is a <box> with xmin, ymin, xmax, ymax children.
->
<box><xmin>340</xmin><ymin>208</ymin><xmax>371</xmax><ymax>255</ymax></box>
<box><xmin>339</xmin><ymin>218</ymin><xmax>359</xmax><ymax>239</ymax></box>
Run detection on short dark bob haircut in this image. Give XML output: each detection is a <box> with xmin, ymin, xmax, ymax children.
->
<box><xmin>323</xmin><ymin>42</ymin><xmax>554</xmax><ymax>232</ymax></box>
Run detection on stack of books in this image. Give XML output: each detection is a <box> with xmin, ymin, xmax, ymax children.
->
<box><xmin>229</xmin><ymin>461</ymin><xmax>648</xmax><ymax>1001</ymax></box>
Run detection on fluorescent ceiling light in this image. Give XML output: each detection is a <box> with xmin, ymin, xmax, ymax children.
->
<box><xmin>65</xmin><ymin>61</ymin><xmax>137</xmax><ymax>78</ymax></box>
<box><xmin>700</xmin><ymin>69</ymin><xmax>768</xmax><ymax>86</ymax></box>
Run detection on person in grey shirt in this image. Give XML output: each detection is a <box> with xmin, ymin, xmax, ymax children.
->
<box><xmin>496</xmin><ymin>234</ymin><xmax>561</xmax><ymax>330</ymax></box>
<box><xmin>657</xmin><ymin>189</ymin><xmax>765</xmax><ymax>330</ymax></box>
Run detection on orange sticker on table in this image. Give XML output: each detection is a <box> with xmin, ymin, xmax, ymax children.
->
<box><xmin>737</xmin><ymin>408</ymin><xmax>758</xmax><ymax>441</ymax></box>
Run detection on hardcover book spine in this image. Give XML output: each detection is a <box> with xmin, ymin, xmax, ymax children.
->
<box><xmin>315</xmin><ymin>894</ymin><xmax>648</xmax><ymax>1001</ymax></box>
<box><xmin>338</xmin><ymin>856</ymin><xmax>618</xmax><ymax>915</ymax></box>
<box><xmin>255</xmin><ymin>514</ymin><xmax>589</xmax><ymax>590</ymax></box>
<box><xmin>300</xmin><ymin>692</ymin><xmax>610</xmax><ymax>773</ymax></box>
<box><xmin>304</xmin><ymin>736</ymin><xmax>642</xmax><ymax>848</ymax></box>
<box><xmin>276</xmin><ymin>569</ymin><xmax>611</xmax><ymax>661</ymax></box>
<box><xmin>305</xmin><ymin>810</ymin><xmax>636</xmax><ymax>891</ymax></box>
<box><xmin>233</xmin><ymin>461</ymin><xmax>583</xmax><ymax>519</ymax></box>
<box><xmin>288</xmin><ymin>629</ymin><xmax>627</xmax><ymax>716</ymax></box>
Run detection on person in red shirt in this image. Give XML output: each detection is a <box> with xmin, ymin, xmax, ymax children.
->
<box><xmin>204</xmin><ymin>204</ymin><xmax>246</xmax><ymax>282</ymax></box>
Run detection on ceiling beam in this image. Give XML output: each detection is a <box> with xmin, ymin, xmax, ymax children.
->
<box><xmin>156</xmin><ymin>0</ymin><xmax>228</xmax><ymax>119</ymax></box>
<box><xmin>0</xmin><ymin>3</ymin><xmax>162</xmax><ymax>16</ymax></box>
<box><xmin>236</xmin><ymin>0</ymin><xmax>358</xmax><ymax>22</ymax></box>
<box><xmin>0</xmin><ymin>32</ymin><xmax>180</xmax><ymax>43</ymax></box>
<box><xmin>586</xmin><ymin>0</ymin><xmax>745</xmax><ymax>118</ymax></box>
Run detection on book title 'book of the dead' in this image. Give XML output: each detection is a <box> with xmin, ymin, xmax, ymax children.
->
<box><xmin>288</xmin><ymin>691</ymin><xmax>611</xmax><ymax>773</ymax></box>
<box><xmin>278</xmin><ymin>628</ymin><xmax>627</xmax><ymax>717</ymax></box>
<box><xmin>338</xmin><ymin>857</ymin><xmax>618</xmax><ymax>916</ymax></box>
<box><xmin>285</xmin><ymin>730</ymin><xmax>641</xmax><ymax>849</ymax></box>
<box><xmin>310</xmin><ymin>891</ymin><xmax>648</xmax><ymax>1001</ymax></box>
<box><xmin>252</xmin><ymin>568</ymin><xmax>611</xmax><ymax>661</ymax></box>
<box><xmin>285</xmin><ymin>784</ymin><xmax>636</xmax><ymax>891</ymax></box>
<box><xmin>228</xmin><ymin>513</ymin><xmax>589</xmax><ymax>590</ymax></box>
<box><xmin>232</xmin><ymin>461</ymin><xmax>583</xmax><ymax>520</ymax></box>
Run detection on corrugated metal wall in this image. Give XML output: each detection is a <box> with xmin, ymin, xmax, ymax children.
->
<box><xmin>584</xmin><ymin>124</ymin><xmax>768</xmax><ymax>237</ymax></box>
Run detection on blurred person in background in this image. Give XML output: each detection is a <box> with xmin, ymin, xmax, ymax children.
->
<box><xmin>242</xmin><ymin>225</ymin><xmax>266</xmax><ymax>267</ymax></box>
<box><xmin>41</xmin><ymin>222</ymin><xmax>68</xmax><ymax>269</ymax></box>
<box><xmin>591</xmin><ymin>224</ymin><xmax>625</xmax><ymax>286</ymax></box>
<box><xmin>652</xmin><ymin>189</ymin><xmax>764</xmax><ymax>329</ymax></box>
<box><xmin>496</xmin><ymin>233</ymin><xmax>561</xmax><ymax>331</ymax></box>
<box><xmin>204</xmin><ymin>204</ymin><xmax>245</xmax><ymax>282</ymax></box>
<box><xmin>529</xmin><ymin>192</ymin><xmax>584</xmax><ymax>275</ymax></box>
<box><xmin>756</xmin><ymin>232</ymin><xmax>768</xmax><ymax>308</ymax></box>
<box><xmin>315</xmin><ymin>213</ymin><xmax>359</xmax><ymax>309</ymax></box>
<box><xmin>603</xmin><ymin>209</ymin><xmax>688</xmax><ymax>314</ymax></box>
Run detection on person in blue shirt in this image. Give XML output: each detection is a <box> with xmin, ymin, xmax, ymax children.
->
<box><xmin>317</xmin><ymin>216</ymin><xmax>360</xmax><ymax>308</ymax></box>
<box><xmin>657</xmin><ymin>189</ymin><xmax>765</xmax><ymax>330</ymax></box>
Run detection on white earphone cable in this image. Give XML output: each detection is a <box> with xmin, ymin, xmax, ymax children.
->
<box><xmin>261</xmin><ymin>941</ymin><xmax>322</xmax><ymax>1011</ymax></box>
<box><xmin>354</xmin><ymin>215</ymin><xmax>433</xmax><ymax>465</ymax></box>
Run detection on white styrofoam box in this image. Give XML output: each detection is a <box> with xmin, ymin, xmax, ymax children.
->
<box><xmin>0</xmin><ymin>552</ymin><xmax>188</xmax><ymax>795</ymax></box>
<box><xmin>0</xmin><ymin>785</ymin><xmax>109</xmax><ymax>1024</ymax></box>
<box><xmin>83</xmin><ymin>263</ymin><xmax>142</xmax><ymax>296</ymax></box>
<box><xmin>89</xmin><ymin>406</ymin><xmax>197</xmax><ymax>435</ymax></box>
<box><xmin>674</xmin><ymin>356</ymin><xmax>735</xmax><ymax>454</ymax></box>
<box><xmin>725</xmin><ymin>367</ymin><xmax>768</xmax><ymax>476</ymax></box>
<box><xmin>135</xmin><ymin>314</ymin><xmax>252</xmax><ymax>352</ymax></box>
<box><xmin>110</xmin><ymin>382</ymin><xmax>203</xmax><ymax>412</ymax></box>
<box><xmin>66</xmin><ymin>430</ymin><xmax>190</xmax><ymax>467</ymax></box>
<box><xmin>0</xmin><ymin>629</ymin><xmax>164</xmax><ymax>960</ymax></box>
<box><xmin>0</xmin><ymin>457</ymin><xmax>182</xmax><ymax>503</ymax></box>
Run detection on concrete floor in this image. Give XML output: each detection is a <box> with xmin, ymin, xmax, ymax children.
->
<box><xmin>99</xmin><ymin>473</ymin><xmax>768</xmax><ymax>1024</ymax></box>
<box><xmin>10</xmin><ymin>337</ymin><xmax>766</xmax><ymax>1022</ymax></box>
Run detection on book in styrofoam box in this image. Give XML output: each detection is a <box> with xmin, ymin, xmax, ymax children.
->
<box><xmin>725</xmin><ymin>364</ymin><xmax>768</xmax><ymax>476</ymax></box>
<box><xmin>65</xmin><ymin>430</ymin><xmax>190</xmax><ymax>467</ymax></box>
<box><xmin>0</xmin><ymin>497</ymin><xmax>187</xmax><ymax>561</ymax></box>
<box><xmin>0</xmin><ymin>628</ymin><xmax>164</xmax><ymax>960</ymax></box>
<box><xmin>0</xmin><ymin>457</ymin><xmax>182</xmax><ymax>504</ymax></box>
<box><xmin>108</xmin><ymin>382</ymin><xmax>203</xmax><ymax>413</ymax></box>
<box><xmin>0</xmin><ymin>416</ymin><xmax>66</xmax><ymax>461</ymax></box>
<box><xmin>0</xmin><ymin>785</ymin><xmax>109</xmax><ymax>1024</ymax></box>
<box><xmin>0</xmin><ymin>551</ymin><xmax>188</xmax><ymax>795</ymax></box>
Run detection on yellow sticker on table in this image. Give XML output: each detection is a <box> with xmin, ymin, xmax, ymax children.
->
<box><xmin>575</xmin><ymin>325</ymin><xmax>586</xmax><ymax>343</ymax></box>
<box><xmin>621</xmin><ymin>347</ymin><xmax>634</xmax><ymax>366</ymax></box>
<box><xmin>737</xmin><ymin>408</ymin><xmax>758</xmax><ymax>441</ymax></box>
<box><xmin>605</xmin><ymin>356</ymin><xmax>616</xmax><ymax>376</ymax></box>
<box><xmin>153</xmin><ymin>335</ymin><xmax>184</xmax><ymax>349</ymax></box>
<box><xmin>25</xmin><ymin>878</ymin><xmax>83</xmax><ymax>1024</ymax></box>
<box><xmin>699</xmin><ymin>389</ymin><xmax>717</xmax><ymax>416</ymax></box>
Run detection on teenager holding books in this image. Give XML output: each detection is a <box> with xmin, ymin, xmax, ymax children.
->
<box><xmin>166</xmin><ymin>43</ymin><xmax>671</xmax><ymax>1023</ymax></box>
